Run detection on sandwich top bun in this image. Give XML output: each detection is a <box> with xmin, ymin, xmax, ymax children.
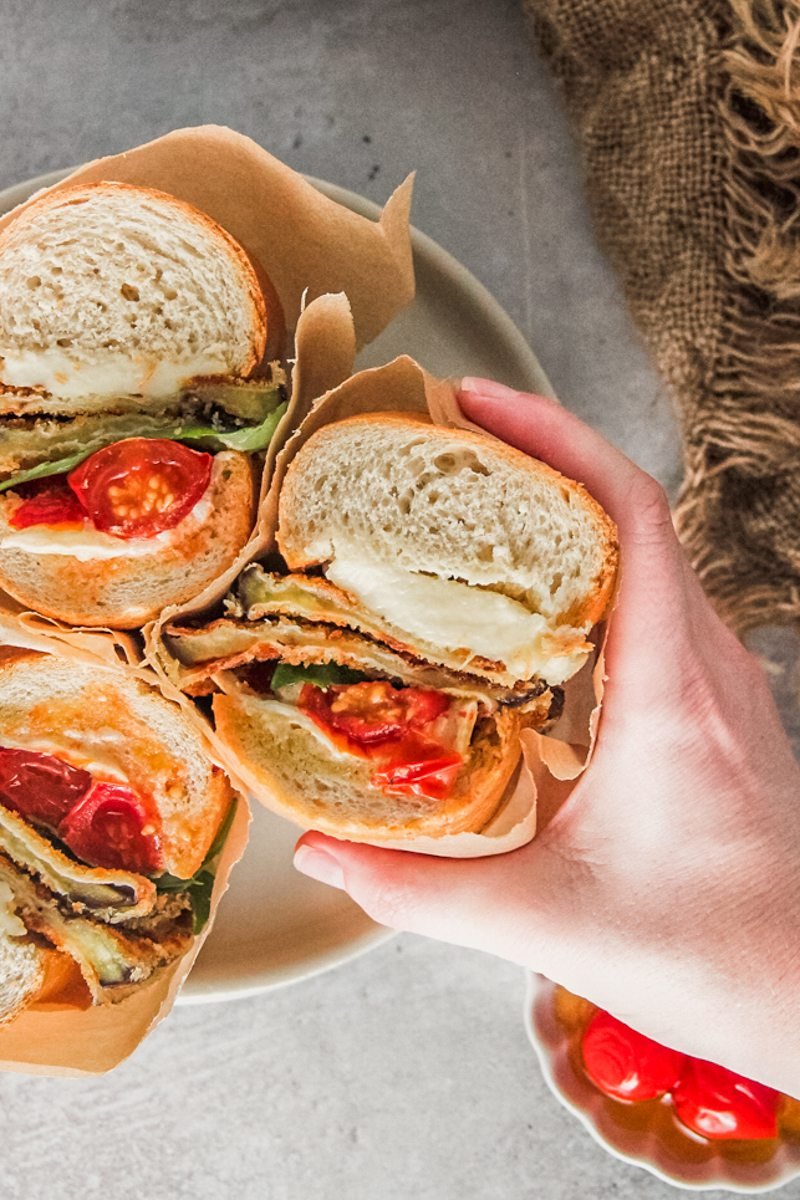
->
<box><xmin>277</xmin><ymin>414</ymin><xmax>618</xmax><ymax>687</ymax></box>
<box><xmin>0</xmin><ymin>650</ymin><xmax>232</xmax><ymax>879</ymax></box>
<box><xmin>0</xmin><ymin>182</ymin><xmax>269</xmax><ymax>408</ymax></box>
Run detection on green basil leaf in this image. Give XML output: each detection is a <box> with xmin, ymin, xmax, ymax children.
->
<box><xmin>188</xmin><ymin>870</ymin><xmax>215</xmax><ymax>935</ymax></box>
<box><xmin>152</xmin><ymin>872</ymin><xmax>189</xmax><ymax>894</ymax></box>
<box><xmin>271</xmin><ymin>662</ymin><xmax>366</xmax><ymax>692</ymax></box>
<box><xmin>154</xmin><ymin>799</ymin><xmax>238</xmax><ymax>933</ymax></box>
<box><xmin>199</xmin><ymin>797</ymin><xmax>238</xmax><ymax>868</ymax></box>
<box><xmin>175</xmin><ymin>401</ymin><xmax>286</xmax><ymax>452</ymax></box>
<box><xmin>0</xmin><ymin>445</ymin><xmax>108</xmax><ymax>493</ymax></box>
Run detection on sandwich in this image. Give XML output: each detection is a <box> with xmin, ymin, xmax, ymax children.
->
<box><xmin>0</xmin><ymin>649</ymin><xmax>235</xmax><ymax>1023</ymax></box>
<box><xmin>0</xmin><ymin>182</ymin><xmax>288</xmax><ymax>628</ymax></box>
<box><xmin>163</xmin><ymin>414</ymin><xmax>618</xmax><ymax>842</ymax></box>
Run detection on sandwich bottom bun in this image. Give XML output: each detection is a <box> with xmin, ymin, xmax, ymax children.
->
<box><xmin>0</xmin><ymin>450</ymin><xmax>255</xmax><ymax>628</ymax></box>
<box><xmin>212</xmin><ymin>687</ymin><xmax>524</xmax><ymax>841</ymax></box>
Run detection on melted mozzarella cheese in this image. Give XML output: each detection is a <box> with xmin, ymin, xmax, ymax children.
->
<box><xmin>0</xmin><ymin>347</ymin><xmax>231</xmax><ymax>400</ymax></box>
<box><xmin>0</xmin><ymin>526</ymin><xmax>174</xmax><ymax>561</ymax></box>
<box><xmin>325</xmin><ymin>541</ymin><xmax>584</xmax><ymax>684</ymax></box>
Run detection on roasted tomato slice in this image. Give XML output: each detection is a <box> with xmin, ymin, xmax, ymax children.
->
<box><xmin>672</xmin><ymin>1059</ymin><xmax>780</xmax><ymax>1141</ymax></box>
<box><xmin>372</xmin><ymin>737</ymin><xmax>463</xmax><ymax>800</ymax></box>
<box><xmin>59</xmin><ymin>781</ymin><xmax>163</xmax><ymax>874</ymax></box>
<box><xmin>67</xmin><ymin>438</ymin><xmax>213</xmax><ymax>538</ymax></box>
<box><xmin>0</xmin><ymin>746</ymin><xmax>92</xmax><ymax>829</ymax></box>
<box><xmin>8</xmin><ymin>478</ymin><xmax>85</xmax><ymax>529</ymax></box>
<box><xmin>300</xmin><ymin>681</ymin><xmax>449</xmax><ymax>746</ymax></box>
<box><xmin>581</xmin><ymin>1011</ymin><xmax>686</xmax><ymax>1102</ymax></box>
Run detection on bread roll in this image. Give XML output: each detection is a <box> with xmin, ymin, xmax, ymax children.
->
<box><xmin>166</xmin><ymin>413</ymin><xmax>617</xmax><ymax>844</ymax></box>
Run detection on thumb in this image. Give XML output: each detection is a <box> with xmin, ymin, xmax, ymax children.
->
<box><xmin>293</xmin><ymin>831</ymin><xmax>565</xmax><ymax>965</ymax></box>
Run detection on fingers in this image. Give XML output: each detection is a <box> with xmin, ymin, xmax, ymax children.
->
<box><xmin>294</xmin><ymin>830</ymin><xmax>562</xmax><ymax>965</ymax></box>
<box><xmin>459</xmin><ymin>377</ymin><xmax>693</xmax><ymax>704</ymax></box>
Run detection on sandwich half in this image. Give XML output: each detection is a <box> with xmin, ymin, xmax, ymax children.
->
<box><xmin>0</xmin><ymin>182</ymin><xmax>288</xmax><ymax>627</ymax></box>
<box><xmin>165</xmin><ymin>414</ymin><xmax>618</xmax><ymax>842</ymax></box>
<box><xmin>0</xmin><ymin>650</ymin><xmax>235</xmax><ymax>1020</ymax></box>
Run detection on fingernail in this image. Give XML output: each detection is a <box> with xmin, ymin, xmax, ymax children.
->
<box><xmin>294</xmin><ymin>844</ymin><xmax>346</xmax><ymax>891</ymax></box>
<box><xmin>459</xmin><ymin>376</ymin><xmax>522</xmax><ymax>399</ymax></box>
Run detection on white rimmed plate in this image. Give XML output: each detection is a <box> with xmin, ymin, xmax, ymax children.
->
<box><xmin>524</xmin><ymin>973</ymin><xmax>800</xmax><ymax>1194</ymax></box>
<box><xmin>0</xmin><ymin>166</ymin><xmax>552</xmax><ymax>1001</ymax></box>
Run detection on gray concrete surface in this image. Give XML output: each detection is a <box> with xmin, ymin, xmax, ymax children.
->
<box><xmin>0</xmin><ymin>1</ymin><xmax>785</xmax><ymax>1198</ymax></box>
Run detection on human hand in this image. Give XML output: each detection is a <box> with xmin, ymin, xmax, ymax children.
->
<box><xmin>294</xmin><ymin>378</ymin><xmax>800</xmax><ymax>1095</ymax></box>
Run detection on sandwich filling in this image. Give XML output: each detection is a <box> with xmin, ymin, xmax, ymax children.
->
<box><xmin>0</xmin><ymin>377</ymin><xmax>286</xmax><ymax>552</ymax></box>
<box><xmin>166</xmin><ymin>561</ymin><xmax>565</xmax><ymax>806</ymax></box>
<box><xmin>325</xmin><ymin>538</ymin><xmax>588</xmax><ymax>685</ymax></box>
<box><xmin>244</xmin><ymin>662</ymin><xmax>480</xmax><ymax>801</ymax></box>
<box><xmin>0</xmin><ymin>744</ymin><xmax>233</xmax><ymax>998</ymax></box>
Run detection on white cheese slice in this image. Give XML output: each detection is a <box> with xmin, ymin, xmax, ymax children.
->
<box><xmin>0</xmin><ymin>526</ymin><xmax>175</xmax><ymax>561</ymax></box>
<box><xmin>325</xmin><ymin>541</ymin><xmax>584</xmax><ymax>684</ymax></box>
<box><xmin>0</xmin><ymin>347</ymin><xmax>231</xmax><ymax>400</ymax></box>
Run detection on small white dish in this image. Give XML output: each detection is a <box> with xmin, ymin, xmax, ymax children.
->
<box><xmin>524</xmin><ymin>974</ymin><xmax>800</xmax><ymax>1193</ymax></box>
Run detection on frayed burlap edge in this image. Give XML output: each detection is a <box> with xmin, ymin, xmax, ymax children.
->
<box><xmin>523</xmin><ymin>0</ymin><xmax>800</xmax><ymax>636</ymax></box>
<box><xmin>675</xmin><ymin>0</ymin><xmax>800</xmax><ymax>632</ymax></box>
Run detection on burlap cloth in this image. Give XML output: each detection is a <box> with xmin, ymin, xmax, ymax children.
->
<box><xmin>522</xmin><ymin>0</ymin><xmax>800</xmax><ymax>634</ymax></box>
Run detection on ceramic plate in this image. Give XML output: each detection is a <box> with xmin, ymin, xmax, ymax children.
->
<box><xmin>0</xmin><ymin>167</ymin><xmax>552</xmax><ymax>1001</ymax></box>
<box><xmin>525</xmin><ymin>973</ymin><xmax>800</xmax><ymax>1194</ymax></box>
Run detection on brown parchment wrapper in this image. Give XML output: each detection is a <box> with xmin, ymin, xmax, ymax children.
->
<box><xmin>0</xmin><ymin>124</ymin><xmax>414</xmax><ymax>349</ymax></box>
<box><xmin>153</xmin><ymin>355</ymin><xmax>611</xmax><ymax>859</ymax></box>
<box><xmin>0</xmin><ymin>629</ymin><xmax>250</xmax><ymax>1076</ymax></box>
